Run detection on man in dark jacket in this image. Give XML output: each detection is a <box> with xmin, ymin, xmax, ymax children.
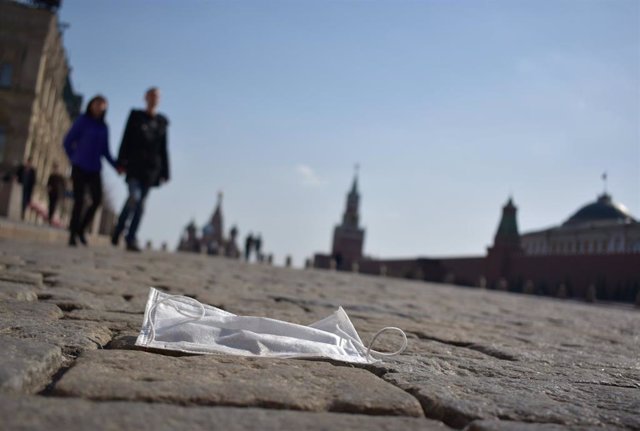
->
<box><xmin>15</xmin><ymin>157</ymin><xmax>36</xmax><ymax>220</ymax></box>
<box><xmin>112</xmin><ymin>87</ymin><xmax>170</xmax><ymax>251</ymax></box>
<box><xmin>244</xmin><ymin>233</ymin><xmax>253</xmax><ymax>262</ymax></box>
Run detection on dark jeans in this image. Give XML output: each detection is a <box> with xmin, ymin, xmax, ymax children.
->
<box><xmin>48</xmin><ymin>192</ymin><xmax>59</xmax><ymax>222</ymax></box>
<box><xmin>69</xmin><ymin>166</ymin><xmax>102</xmax><ymax>235</ymax></box>
<box><xmin>114</xmin><ymin>178</ymin><xmax>150</xmax><ymax>244</ymax></box>
<box><xmin>21</xmin><ymin>187</ymin><xmax>33</xmax><ymax>220</ymax></box>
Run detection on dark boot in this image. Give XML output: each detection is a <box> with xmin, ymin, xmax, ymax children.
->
<box><xmin>77</xmin><ymin>231</ymin><xmax>88</xmax><ymax>246</ymax></box>
<box><xmin>111</xmin><ymin>229</ymin><xmax>120</xmax><ymax>246</ymax></box>
<box><xmin>126</xmin><ymin>241</ymin><xmax>141</xmax><ymax>252</ymax></box>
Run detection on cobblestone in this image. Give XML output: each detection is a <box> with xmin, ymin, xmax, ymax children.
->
<box><xmin>0</xmin><ymin>239</ymin><xmax>638</xmax><ymax>430</ymax></box>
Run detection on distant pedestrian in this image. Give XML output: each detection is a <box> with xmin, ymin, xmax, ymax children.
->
<box><xmin>254</xmin><ymin>234</ymin><xmax>262</xmax><ymax>262</ymax></box>
<box><xmin>46</xmin><ymin>162</ymin><xmax>66</xmax><ymax>224</ymax></box>
<box><xmin>244</xmin><ymin>233</ymin><xmax>254</xmax><ymax>261</ymax></box>
<box><xmin>112</xmin><ymin>87</ymin><xmax>170</xmax><ymax>252</ymax></box>
<box><xmin>63</xmin><ymin>95</ymin><xmax>121</xmax><ymax>246</ymax></box>
<box><xmin>225</xmin><ymin>226</ymin><xmax>240</xmax><ymax>259</ymax></box>
<box><xmin>15</xmin><ymin>157</ymin><xmax>36</xmax><ymax>220</ymax></box>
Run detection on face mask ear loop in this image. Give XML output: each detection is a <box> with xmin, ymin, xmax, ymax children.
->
<box><xmin>149</xmin><ymin>295</ymin><xmax>206</xmax><ymax>342</ymax></box>
<box><xmin>366</xmin><ymin>327</ymin><xmax>408</xmax><ymax>360</ymax></box>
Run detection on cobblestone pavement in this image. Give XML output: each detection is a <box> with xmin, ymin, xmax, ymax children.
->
<box><xmin>1</xmin><ymin>238</ymin><xmax>638</xmax><ymax>430</ymax></box>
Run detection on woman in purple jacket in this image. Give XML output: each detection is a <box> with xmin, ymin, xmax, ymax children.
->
<box><xmin>63</xmin><ymin>95</ymin><xmax>120</xmax><ymax>246</ymax></box>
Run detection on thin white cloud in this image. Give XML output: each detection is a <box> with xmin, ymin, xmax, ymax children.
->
<box><xmin>295</xmin><ymin>164</ymin><xmax>326</xmax><ymax>187</ymax></box>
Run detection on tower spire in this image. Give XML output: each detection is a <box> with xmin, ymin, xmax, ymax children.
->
<box><xmin>209</xmin><ymin>190</ymin><xmax>224</xmax><ymax>247</ymax></box>
<box><xmin>493</xmin><ymin>196</ymin><xmax>520</xmax><ymax>248</ymax></box>
<box><xmin>351</xmin><ymin>163</ymin><xmax>359</xmax><ymax>194</ymax></box>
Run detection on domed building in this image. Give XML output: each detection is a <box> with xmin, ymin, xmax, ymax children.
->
<box><xmin>313</xmin><ymin>180</ymin><xmax>640</xmax><ymax>304</ymax></box>
<box><xmin>564</xmin><ymin>193</ymin><xmax>635</xmax><ymax>226</ymax></box>
<box><xmin>521</xmin><ymin>193</ymin><xmax>640</xmax><ymax>256</ymax></box>
<box><xmin>176</xmin><ymin>193</ymin><xmax>241</xmax><ymax>258</ymax></box>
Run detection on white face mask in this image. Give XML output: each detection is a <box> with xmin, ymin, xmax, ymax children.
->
<box><xmin>135</xmin><ymin>287</ymin><xmax>407</xmax><ymax>364</ymax></box>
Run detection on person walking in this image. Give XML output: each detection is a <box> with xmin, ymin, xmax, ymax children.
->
<box><xmin>225</xmin><ymin>226</ymin><xmax>240</xmax><ymax>259</ymax></box>
<box><xmin>46</xmin><ymin>162</ymin><xmax>66</xmax><ymax>224</ymax></box>
<box><xmin>63</xmin><ymin>95</ymin><xmax>120</xmax><ymax>246</ymax></box>
<box><xmin>254</xmin><ymin>234</ymin><xmax>263</xmax><ymax>262</ymax></box>
<box><xmin>15</xmin><ymin>157</ymin><xmax>36</xmax><ymax>220</ymax></box>
<box><xmin>244</xmin><ymin>233</ymin><xmax>254</xmax><ymax>262</ymax></box>
<box><xmin>112</xmin><ymin>87</ymin><xmax>170</xmax><ymax>252</ymax></box>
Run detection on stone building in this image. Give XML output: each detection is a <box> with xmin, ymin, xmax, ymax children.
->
<box><xmin>177</xmin><ymin>193</ymin><xmax>240</xmax><ymax>259</ymax></box>
<box><xmin>0</xmin><ymin>0</ymin><xmax>82</xmax><ymax>226</ymax></box>
<box><xmin>177</xmin><ymin>220</ymin><xmax>201</xmax><ymax>253</ymax></box>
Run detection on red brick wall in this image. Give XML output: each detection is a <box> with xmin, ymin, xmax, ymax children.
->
<box><xmin>314</xmin><ymin>251</ymin><xmax>640</xmax><ymax>303</ymax></box>
<box><xmin>439</xmin><ymin>257</ymin><xmax>487</xmax><ymax>286</ymax></box>
<box><xmin>509</xmin><ymin>254</ymin><xmax>640</xmax><ymax>301</ymax></box>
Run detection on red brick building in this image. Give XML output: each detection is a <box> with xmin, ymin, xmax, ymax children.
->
<box><xmin>314</xmin><ymin>181</ymin><xmax>640</xmax><ymax>304</ymax></box>
<box><xmin>314</xmin><ymin>172</ymin><xmax>365</xmax><ymax>271</ymax></box>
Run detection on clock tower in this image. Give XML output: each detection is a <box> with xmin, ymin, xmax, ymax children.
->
<box><xmin>331</xmin><ymin>168</ymin><xmax>365</xmax><ymax>269</ymax></box>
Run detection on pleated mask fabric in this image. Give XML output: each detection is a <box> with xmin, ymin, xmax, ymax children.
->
<box><xmin>136</xmin><ymin>287</ymin><xmax>407</xmax><ymax>364</ymax></box>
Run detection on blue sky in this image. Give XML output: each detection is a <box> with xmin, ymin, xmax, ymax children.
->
<box><xmin>59</xmin><ymin>0</ymin><xmax>639</xmax><ymax>265</ymax></box>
